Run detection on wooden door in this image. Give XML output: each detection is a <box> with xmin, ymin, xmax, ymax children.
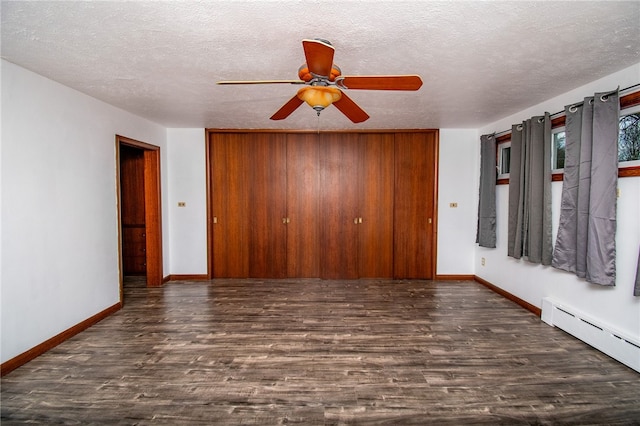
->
<box><xmin>247</xmin><ymin>134</ymin><xmax>287</xmax><ymax>278</ymax></box>
<box><xmin>286</xmin><ymin>134</ymin><xmax>321</xmax><ymax>277</ymax></box>
<box><xmin>118</xmin><ymin>136</ymin><xmax>163</xmax><ymax>288</ymax></box>
<box><xmin>358</xmin><ymin>133</ymin><xmax>395</xmax><ymax>278</ymax></box>
<box><xmin>320</xmin><ymin>133</ymin><xmax>360</xmax><ymax>279</ymax></box>
<box><xmin>210</xmin><ymin>133</ymin><xmax>250</xmax><ymax>277</ymax></box>
<box><xmin>393</xmin><ymin>132</ymin><xmax>437</xmax><ymax>279</ymax></box>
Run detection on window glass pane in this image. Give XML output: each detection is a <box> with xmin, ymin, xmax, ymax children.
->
<box><xmin>553</xmin><ymin>131</ymin><xmax>565</xmax><ymax>170</ymax></box>
<box><xmin>497</xmin><ymin>143</ymin><xmax>511</xmax><ymax>178</ymax></box>
<box><xmin>619</xmin><ymin>113</ymin><xmax>640</xmax><ymax>162</ymax></box>
<box><xmin>500</xmin><ymin>146</ymin><xmax>510</xmax><ymax>175</ymax></box>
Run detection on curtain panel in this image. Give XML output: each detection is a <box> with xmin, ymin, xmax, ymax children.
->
<box><xmin>476</xmin><ymin>134</ymin><xmax>497</xmax><ymax>248</ymax></box>
<box><xmin>507</xmin><ymin>113</ymin><xmax>552</xmax><ymax>264</ymax></box>
<box><xmin>552</xmin><ymin>90</ymin><xmax>619</xmax><ymax>286</ymax></box>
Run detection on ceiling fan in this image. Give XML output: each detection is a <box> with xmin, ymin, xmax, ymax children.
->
<box><xmin>217</xmin><ymin>39</ymin><xmax>423</xmax><ymax>123</ymax></box>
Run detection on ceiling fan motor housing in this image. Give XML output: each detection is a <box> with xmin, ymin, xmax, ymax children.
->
<box><xmin>298</xmin><ymin>64</ymin><xmax>342</xmax><ymax>82</ymax></box>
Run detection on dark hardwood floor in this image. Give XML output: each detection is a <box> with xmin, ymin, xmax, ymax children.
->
<box><xmin>2</xmin><ymin>278</ymin><xmax>639</xmax><ymax>425</ymax></box>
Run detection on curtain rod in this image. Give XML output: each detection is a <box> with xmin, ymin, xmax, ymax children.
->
<box><xmin>490</xmin><ymin>83</ymin><xmax>640</xmax><ymax>138</ymax></box>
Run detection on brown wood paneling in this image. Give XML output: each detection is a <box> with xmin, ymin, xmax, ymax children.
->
<box><xmin>248</xmin><ymin>133</ymin><xmax>288</xmax><ymax>278</ymax></box>
<box><xmin>119</xmin><ymin>145</ymin><xmax>145</xmax><ymax>226</ymax></box>
<box><xmin>119</xmin><ymin>144</ymin><xmax>147</xmax><ymax>277</ymax></box>
<box><xmin>211</xmin><ymin>133</ymin><xmax>250</xmax><ymax>278</ymax></box>
<box><xmin>358</xmin><ymin>133</ymin><xmax>394</xmax><ymax>278</ymax></box>
<box><xmin>286</xmin><ymin>134</ymin><xmax>321</xmax><ymax>277</ymax></box>
<box><xmin>320</xmin><ymin>133</ymin><xmax>360</xmax><ymax>279</ymax></box>
<box><xmin>394</xmin><ymin>132</ymin><xmax>437</xmax><ymax>279</ymax></box>
<box><xmin>122</xmin><ymin>226</ymin><xmax>146</xmax><ymax>275</ymax></box>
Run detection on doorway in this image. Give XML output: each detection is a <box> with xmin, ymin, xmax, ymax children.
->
<box><xmin>116</xmin><ymin>135</ymin><xmax>163</xmax><ymax>300</ymax></box>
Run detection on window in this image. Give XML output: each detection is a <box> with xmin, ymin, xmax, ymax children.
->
<box><xmin>550</xmin><ymin>105</ymin><xmax>640</xmax><ymax>172</ymax></box>
<box><xmin>497</xmin><ymin>142</ymin><xmax>511</xmax><ymax>179</ymax></box>
<box><xmin>494</xmin><ymin>90</ymin><xmax>640</xmax><ymax>184</ymax></box>
<box><xmin>552</xmin><ymin>128</ymin><xmax>566</xmax><ymax>171</ymax></box>
<box><xmin>618</xmin><ymin>104</ymin><xmax>640</xmax><ymax>166</ymax></box>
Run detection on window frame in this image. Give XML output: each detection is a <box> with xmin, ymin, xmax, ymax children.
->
<box><xmin>497</xmin><ymin>141</ymin><xmax>511</xmax><ymax>180</ymax></box>
<box><xmin>551</xmin><ymin>126</ymin><xmax>566</xmax><ymax>174</ymax></box>
<box><xmin>617</xmin><ymin>103</ymin><xmax>640</xmax><ymax>168</ymax></box>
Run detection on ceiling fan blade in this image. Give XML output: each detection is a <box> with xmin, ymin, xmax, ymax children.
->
<box><xmin>218</xmin><ymin>80</ymin><xmax>305</xmax><ymax>85</ymax></box>
<box><xmin>336</xmin><ymin>75</ymin><xmax>423</xmax><ymax>91</ymax></box>
<box><xmin>270</xmin><ymin>95</ymin><xmax>305</xmax><ymax>120</ymax></box>
<box><xmin>332</xmin><ymin>92</ymin><xmax>370</xmax><ymax>123</ymax></box>
<box><xmin>302</xmin><ymin>39</ymin><xmax>335</xmax><ymax>78</ymax></box>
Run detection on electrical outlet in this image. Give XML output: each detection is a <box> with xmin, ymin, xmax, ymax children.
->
<box><xmin>481</xmin><ymin>257</ymin><xmax>486</xmax><ymax>266</ymax></box>
<box><xmin>449</xmin><ymin>202</ymin><xmax>458</xmax><ymax>208</ymax></box>
<box><xmin>178</xmin><ymin>202</ymin><xmax>186</xmax><ymax>207</ymax></box>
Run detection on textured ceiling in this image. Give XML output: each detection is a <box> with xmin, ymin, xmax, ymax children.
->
<box><xmin>2</xmin><ymin>1</ymin><xmax>639</xmax><ymax>130</ymax></box>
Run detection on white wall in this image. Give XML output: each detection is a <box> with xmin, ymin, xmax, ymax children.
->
<box><xmin>476</xmin><ymin>63</ymin><xmax>640</xmax><ymax>340</ymax></box>
<box><xmin>1</xmin><ymin>60</ymin><xmax>167</xmax><ymax>363</ymax></box>
<box><xmin>437</xmin><ymin>129</ymin><xmax>478</xmax><ymax>275</ymax></box>
<box><xmin>166</xmin><ymin>128</ymin><xmax>208</xmax><ymax>275</ymax></box>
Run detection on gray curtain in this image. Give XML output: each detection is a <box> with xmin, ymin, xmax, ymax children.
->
<box><xmin>476</xmin><ymin>134</ymin><xmax>496</xmax><ymax>248</ymax></box>
<box><xmin>507</xmin><ymin>113</ymin><xmax>553</xmax><ymax>264</ymax></box>
<box><xmin>552</xmin><ymin>90</ymin><xmax>619</xmax><ymax>286</ymax></box>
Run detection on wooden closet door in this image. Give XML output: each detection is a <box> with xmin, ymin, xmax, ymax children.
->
<box><xmin>358</xmin><ymin>133</ymin><xmax>395</xmax><ymax>278</ymax></box>
<box><xmin>210</xmin><ymin>133</ymin><xmax>250</xmax><ymax>278</ymax></box>
<box><xmin>394</xmin><ymin>132</ymin><xmax>437</xmax><ymax>279</ymax></box>
<box><xmin>320</xmin><ymin>133</ymin><xmax>360</xmax><ymax>279</ymax></box>
<box><xmin>286</xmin><ymin>134</ymin><xmax>321</xmax><ymax>277</ymax></box>
<box><xmin>248</xmin><ymin>134</ymin><xmax>287</xmax><ymax>278</ymax></box>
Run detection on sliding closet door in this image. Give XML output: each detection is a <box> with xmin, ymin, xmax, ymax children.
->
<box><xmin>286</xmin><ymin>134</ymin><xmax>321</xmax><ymax>277</ymax></box>
<box><xmin>320</xmin><ymin>133</ymin><xmax>360</xmax><ymax>279</ymax></box>
<box><xmin>358</xmin><ymin>133</ymin><xmax>395</xmax><ymax>278</ymax></box>
<box><xmin>394</xmin><ymin>132</ymin><xmax>437</xmax><ymax>279</ymax></box>
<box><xmin>210</xmin><ymin>133</ymin><xmax>250</xmax><ymax>277</ymax></box>
<box><xmin>208</xmin><ymin>130</ymin><xmax>438</xmax><ymax>279</ymax></box>
<box><xmin>247</xmin><ymin>134</ymin><xmax>288</xmax><ymax>278</ymax></box>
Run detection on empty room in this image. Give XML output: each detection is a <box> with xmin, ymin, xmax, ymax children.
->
<box><xmin>1</xmin><ymin>1</ymin><xmax>639</xmax><ymax>424</ymax></box>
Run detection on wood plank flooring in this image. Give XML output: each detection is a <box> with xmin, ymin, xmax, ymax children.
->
<box><xmin>2</xmin><ymin>279</ymin><xmax>639</xmax><ymax>425</ymax></box>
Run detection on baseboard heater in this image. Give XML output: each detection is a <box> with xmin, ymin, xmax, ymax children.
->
<box><xmin>541</xmin><ymin>297</ymin><xmax>640</xmax><ymax>373</ymax></box>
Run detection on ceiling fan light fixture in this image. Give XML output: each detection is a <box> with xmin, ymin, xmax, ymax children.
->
<box><xmin>296</xmin><ymin>86</ymin><xmax>342</xmax><ymax>114</ymax></box>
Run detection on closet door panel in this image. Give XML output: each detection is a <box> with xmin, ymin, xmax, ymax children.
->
<box><xmin>286</xmin><ymin>134</ymin><xmax>321</xmax><ymax>277</ymax></box>
<box><xmin>394</xmin><ymin>132</ymin><xmax>437</xmax><ymax>279</ymax></box>
<box><xmin>211</xmin><ymin>133</ymin><xmax>250</xmax><ymax>278</ymax></box>
<box><xmin>248</xmin><ymin>134</ymin><xmax>288</xmax><ymax>278</ymax></box>
<box><xmin>320</xmin><ymin>133</ymin><xmax>360</xmax><ymax>279</ymax></box>
<box><xmin>359</xmin><ymin>133</ymin><xmax>395</xmax><ymax>278</ymax></box>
